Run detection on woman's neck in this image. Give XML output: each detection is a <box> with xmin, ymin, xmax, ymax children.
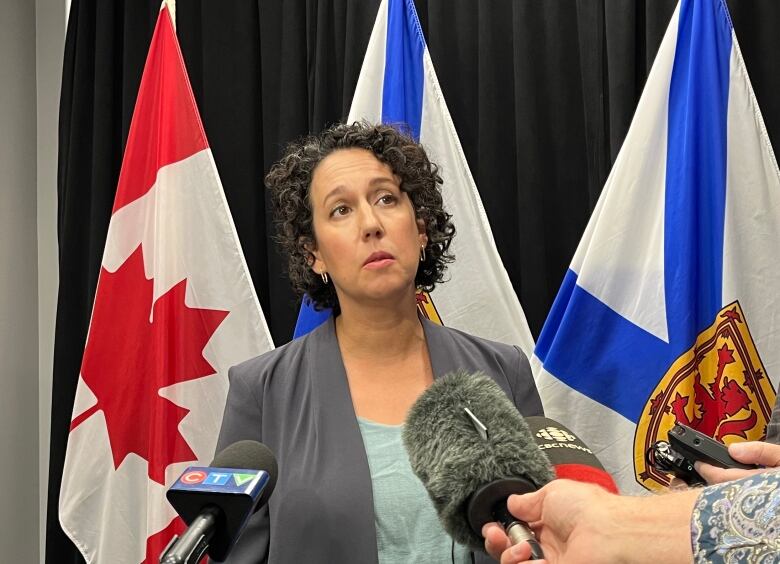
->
<box><xmin>335</xmin><ymin>291</ymin><xmax>433</xmax><ymax>425</ymax></box>
<box><xmin>335</xmin><ymin>294</ymin><xmax>424</xmax><ymax>361</ymax></box>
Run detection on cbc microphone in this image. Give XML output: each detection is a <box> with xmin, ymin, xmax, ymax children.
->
<box><xmin>526</xmin><ymin>416</ymin><xmax>619</xmax><ymax>494</ymax></box>
<box><xmin>402</xmin><ymin>371</ymin><xmax>555</xmax><ymax>559</ymax></box>
<box><xmin>160</xmin><ymin>440</ymin><xmax>278</xmax><ymax>563</ymax></box>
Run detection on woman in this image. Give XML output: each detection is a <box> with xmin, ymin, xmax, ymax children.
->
<box><xmin>216</xmin><ymin>122</ymin><xmax>543</xmax><ymax>563</ymax></box>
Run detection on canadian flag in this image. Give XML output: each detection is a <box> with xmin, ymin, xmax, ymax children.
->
<box><xmin>58</xmin><ymin>6</ymin><xmax>274</xmax><ymax>563</ymax></box>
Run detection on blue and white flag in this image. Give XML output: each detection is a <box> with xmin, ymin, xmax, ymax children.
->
<box><xmin>534</xmin><ymin>0</ymin><xmax>780</xmax><ymax>493</ymax></box>
<box><xmin>296</xmin><ymin>0</ymin><xmax>535</xmax><ymax>355</ymax></box>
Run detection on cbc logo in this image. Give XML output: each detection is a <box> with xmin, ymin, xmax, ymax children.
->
<box><xmin>536</xmin><ymin>426</ymin><xmax>575</xmax><ymax>442</ymax></box>
<box><xmin>181</xmin><ymin>470</ymin><xmax>207</xmax><ymax>484</ymax></box>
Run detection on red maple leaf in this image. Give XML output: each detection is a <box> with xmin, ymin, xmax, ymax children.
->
<box><xmin>72</xmin><ymin>246</ymin><xmax>228</xmax><ymax>484</ymax></box>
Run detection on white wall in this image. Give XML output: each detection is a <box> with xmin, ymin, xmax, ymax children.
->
<box><xmin>0</xmin><ymin>0</ymin><xmax>41</xmax><ymax>561</ymax></box>
<box><xmin>0</xmin><ymin>0</ymin><xmax>65</xmax><ymax>561</ymax></box>
<box><xmin>36</xmin><ymin>0</ymin><xmax>67</xmax><ymax>561</ymax></box>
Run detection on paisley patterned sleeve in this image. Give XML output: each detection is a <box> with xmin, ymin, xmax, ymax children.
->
<box><xmin>691</xmin><ymin>470</ymin><xmax>780</xmax><ymax>563</ymax></box>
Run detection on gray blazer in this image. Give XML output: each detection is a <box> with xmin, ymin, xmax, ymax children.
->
<box><xmin>216</xmin><ymin>316</ymin><xmax>544</xmax><ymax>563</ymax></box>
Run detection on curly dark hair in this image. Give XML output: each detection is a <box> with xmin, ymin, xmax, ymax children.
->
<box><xmin>266</xmin><ymin>121</ymin><xmax>456</xmax><ymax>311</ymax></box>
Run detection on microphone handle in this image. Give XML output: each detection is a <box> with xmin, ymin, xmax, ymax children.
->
<box><xmin>160</xmin><ymin>507</ymin><xmax>218</xmax><ymax>564</ymax></box>
<box><xmin>506</xmin><ymin>523</ymin><xmax>544</xmax><ymax>560</ymax></box>
<box><xmin>493</xmin><ymin>503</ymin><xmax>545</xmax><ymax>560</ymax></box>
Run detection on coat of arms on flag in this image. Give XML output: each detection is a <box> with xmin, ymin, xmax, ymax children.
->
<box><xmin>634</xmin><ymin>301</ymin><xmax>775</xmax><ymax>489</ymax></box>
<box><xmin>58</xmin><ymin>6</ymin><xmax>273</xmax><ymax>562</ymax></box>
<box><xmin>534</xmin><ymin>0</ymin><xmax>779</xmax><ymax>493</ymax></box>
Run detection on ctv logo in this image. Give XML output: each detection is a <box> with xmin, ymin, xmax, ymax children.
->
<box><xmin>181</xmin><ymin>470</ymin><xmax>208</xmax><ymax>484</ymax></box>
<box><xmin>179</xmin><ymin>469</ymin><xmax>258</xmax><ymax>487</ymax></box>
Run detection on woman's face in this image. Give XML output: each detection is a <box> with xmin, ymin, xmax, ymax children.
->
<box><xmin>308</xmin><ymin>148</ymin><xmax>428</xmax><ymax>308</ymax></box>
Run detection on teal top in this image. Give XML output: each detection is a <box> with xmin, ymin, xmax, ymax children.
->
<box><xmin>357</xmin><ymin>417</ymin><xmax>471</xmax><ymax>564</ymax></box>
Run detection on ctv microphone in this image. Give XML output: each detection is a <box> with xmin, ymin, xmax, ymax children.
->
<box><xmin>160</xmin><ymin>440</ymin><xmax>278</xmax><ymax>564</ymax></box>
<box><xmin>525</xmin><ymin>416</ymin><xmax>619</xmax><ymax>494</ymax></box>
<box><xmin>402</xmin><ymin>371</ymin><xmax>555</xmax><ymax>559</ymax></box>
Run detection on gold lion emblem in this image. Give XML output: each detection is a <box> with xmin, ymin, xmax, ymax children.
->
<box><xmin>634</xmin><ymin>301</ymin><xmax>776</xmax><ymax>490</ymax></box>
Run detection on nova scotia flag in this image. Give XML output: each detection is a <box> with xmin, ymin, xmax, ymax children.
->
<box><xmin>534</xmin><ymin>0</ymin><xmax>780</xmax><ymax>493</ymax></box>
<box><xmin>295</xmin><ymin>0</ymin><xmax>535</xmax><ymax>355</ymax></box>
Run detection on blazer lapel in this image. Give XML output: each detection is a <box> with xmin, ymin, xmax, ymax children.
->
<box><xmin>309</xmin><ymin>317</ymin><xmax>379</xmax><ymax>564</ymax></box>
<box><xmin>422</xmin><ymin>316</ymin><xmax>464</xmax><ymax>379</ymax></box>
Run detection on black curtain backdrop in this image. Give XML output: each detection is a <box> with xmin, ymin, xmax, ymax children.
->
<box><xmin>48</xmin><ymin>1</ymin><xmax>780</xmax><ymax>562</ymax></box>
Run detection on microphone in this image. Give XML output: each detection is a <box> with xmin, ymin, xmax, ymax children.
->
<box><xmin>402</xmin><ymin>371</ymin><xmax>555</xmax><ymax>559</ymax></box>
<box><xmin>525</xmin><ymin>416</ymin><xmax>619</xmax><ymax>494</ymax></box>
<box><xmin>160</xmin><ymin>440</ymin><xmax>278</xmax><ymax>563</ymax></box>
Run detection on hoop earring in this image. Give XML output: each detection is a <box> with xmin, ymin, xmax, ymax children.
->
<box><xmin>420</xmin><ymin>245</ymin><xmax>426</xmax><ymax>262</ymax></box>
<box><xmin>320</xmin><ymin>271</ymin><xmax>329</xmax><ymax>284</ymax></box>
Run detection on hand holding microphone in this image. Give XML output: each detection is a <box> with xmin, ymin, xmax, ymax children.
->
<box><xmin>403</xmin><ymin>371</ymin><xmax>623</xmax><ymax>563</ymax></box>
<box><xmin>482</xmin><ymin>416</ymin><xmax>621</xmax><ymax>563</ymax></box>
<box><xmin>482</xmin><ymin>481</ymin><xmax>622</xmax><ymax>564</ymax></box>
<box><xmin>484</xmin><ymin>478</ymin><xmax>705</xmax><ymax>564</ymax></box>
<box><xmin>402</xmin><ymin>371</ymin><xmax>556</xmax><ymax>559</ymax></box>
<box><xmin>482</xmin><ymin>419</ymin><xmax>702</xmax><ymax>564</ymax></box>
